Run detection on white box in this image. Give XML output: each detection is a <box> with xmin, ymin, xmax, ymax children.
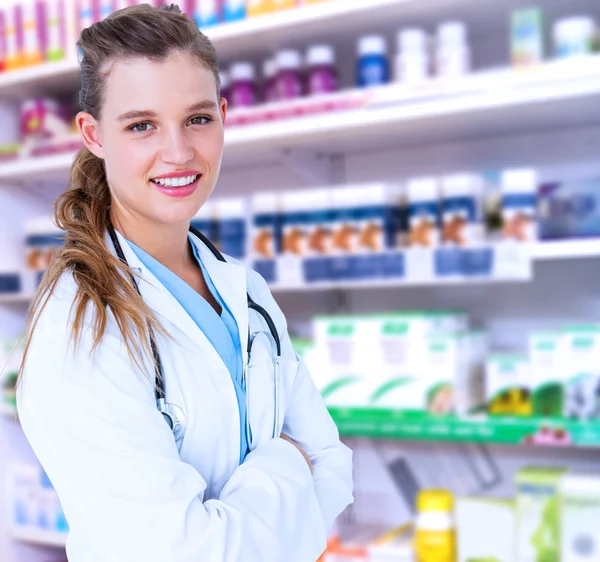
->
<box><xmin>561</xmin><ymin>474</ymin><xmax>600</xmax><ymax>562</ymax></box>
<box><xmin>456</xmin><ymin>497</ymin><xmax>515</xmax><ymax>562</ymax></box>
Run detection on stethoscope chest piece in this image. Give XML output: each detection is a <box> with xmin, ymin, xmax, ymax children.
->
<box><xmin>157</xmin><ymin>398</ymin><xmax>187</xmax><ymax>444</ymax></box>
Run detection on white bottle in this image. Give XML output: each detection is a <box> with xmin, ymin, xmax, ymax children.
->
<box><xmin>395</xmin><ymin>28</ymin><xmax>429</xmax><ymax>85</ymax></box>
<box><xmin>436</xmin><ymin>21</ymin><xmax>471</xmax><ymax>79</ymax></box>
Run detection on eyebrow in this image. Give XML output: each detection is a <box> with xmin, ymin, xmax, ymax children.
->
<box><xmin>117</xmin><ymin>100</ymin><xmax>218</xmax><ymax>122</ymax></box>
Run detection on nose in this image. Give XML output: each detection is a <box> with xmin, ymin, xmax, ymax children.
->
<box><xmin>160</xmin><ymin>128</ymin><xmax>194</xmax><ymax>165</ymax></box>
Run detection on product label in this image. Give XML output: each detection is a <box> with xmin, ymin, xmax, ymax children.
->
<box><xmin>217</xmin><ymin>218</ymin><xmax>246</xmax><ymax>259</ymax></box>
<box><xmin>408</xmin><ymin>201</ymin><xmax>440</xmax><ymax>248</ymax></box>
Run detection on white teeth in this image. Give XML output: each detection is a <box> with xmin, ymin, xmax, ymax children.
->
<box><xmin>153</xmin><ymin>174</ymin><xmax>199</xmax><ymax>187</ymax></box>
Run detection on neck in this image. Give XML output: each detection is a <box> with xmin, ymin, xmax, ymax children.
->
<box><xmin>110</xmin><ymin>209</ymin><xmax>192</xmax><ymax>272</ymax></box>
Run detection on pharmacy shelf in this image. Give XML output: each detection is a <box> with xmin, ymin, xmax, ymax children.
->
<box><xmin>0</xmin><ymin>0</ymin><xmax>485</xmax><ymax>99</ymax></box>
<box><xmin>329</xmin><ymin>408</ymin><xmax>600</xmax><ymax>448</ymax></box>
<box><xmin>0</xmin><ymin>58</ymin><xmax>80</xmax><ymax>101</ymax></box>
<box><xmin>224</xmin><ymin>58</ymin><xmax>600</xmax><ymax>166</ymax></box>
<box><xmin>3</xmin><ymin>58</ymin><xmax>600</xmax><ymax>177</ymax></box>
<box><xmin>532</xmin><ymin>239</ymin><xmax>600</xmax><ymax>261</ymax></box>
<box><xmin>0</xmin><ymin>292</ymin><xmax>34</xmax><ymax>305</ymax></box>
<box><xmin>205</xmin><ymin>0</ymin><xmax>475</xmax><ymax>59</ymax></box>
<box><xmin>11</xmin><ymin>527</ymin><xmax>67</xmax><ymax>548</ymax></box>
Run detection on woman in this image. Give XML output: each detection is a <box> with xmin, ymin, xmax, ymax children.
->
<box><xmin>17</xmin><ymin>4</ymin><xmax>353</xmax><ymax>561</ymax></box>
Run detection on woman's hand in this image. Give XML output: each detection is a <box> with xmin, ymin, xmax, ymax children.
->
<box><xmin>280</xmin><ymin>433</ymin><xmax>313</xmax><ymax>473</ymax></box>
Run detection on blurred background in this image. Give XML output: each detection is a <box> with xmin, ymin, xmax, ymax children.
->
<box><xmin>1</xmin><ymin>0</ymin><xmax>600</xmax><ymax>561</ymax></box>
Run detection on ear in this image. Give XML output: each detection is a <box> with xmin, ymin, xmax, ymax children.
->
<box><xmin>76</xmin><ymin>111</ymin><xmax>104</xmax><ymax>159</ymax></box>
<box><xmin>219</xmin><ymin>97</ymin><xmax>227</xmax><ymax>125</ymax></box>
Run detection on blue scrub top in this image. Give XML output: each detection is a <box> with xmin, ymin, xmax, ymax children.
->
<box><xmin>126</xmin><ymin>236</ymin><xmax>249</xmax><ymax>464</ymax></box>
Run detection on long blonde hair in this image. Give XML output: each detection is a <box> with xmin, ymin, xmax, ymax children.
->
<box><xmin>19</xmin><ymin>4</ymin><xmax>221</xmax><ymax>379</ymax></box>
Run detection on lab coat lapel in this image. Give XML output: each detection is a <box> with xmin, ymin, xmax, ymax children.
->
<box><xmin>189</xmin><ymin>232</ymin><xmax>249</xmax><ymax>372</ymax></box>
<box><xmin>104</xmin><ymin>230</ymin><xmax>225</xmax><ymax>367</ymax></box>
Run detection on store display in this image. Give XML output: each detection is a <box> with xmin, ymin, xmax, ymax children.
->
<box><xmin>436</xmin><ymin>21</ymin><xmax>470</xmax><ymax>79</ymax></box>
<box><xmin>8</xmin><ymin>463</ymin><xmax>69</xmax><ymax>536</ymax></box>
<box><xmin>25</xmin><ymin>216</ymin><xmax>65</xmax><ymax>274</ymax></box>
<box><xmin>530</xmin><ymin>330</ymin><xmax>563</xmax><ymax>418</ymax></box>
<box><xmin>511</xmin><ymin>7</ymin><xmax>544</xmax><ymax>66</ymax></box>
<box><xmin>395</xmin><ymin>28</ymin><xmax>429</xmax><ymax>85</ymax></box>
<box><xmin>356</xmin><ymin>35</ymin><xmax>389</xmax><ymax>88</ymax></box>
<box><xmin>562</xmin><ymin>325</ymin><xmax>600</xmax><ymax>421</ymax></box>
<box><xmin>440</xmin><ymin>173</ymin><xmax>484</xmax><ymax>247</ymax></box>
<box><xmin>223</xmin><ymin>0</ymin><xmax>246</xmax><ymax>22</ymax></box>
<box><xmin>407</xmin><ymin>177</ymin><xmax>440</xmax><ymax>248</ymax></box>
<box><xmin>538</xmin><ymin>178</ymin><xmax>600</xmax><ymax>241</ymax></box>
<box><xmin>1</xmin><ymin>334</ymin><xmax>22</xmax><ymax>413</ymax></box>
<box><xmin>415</xmin><ymin>489</ymin><xmax>456</xmax><ymax>562</ymax></box>
<box><xmin>229</xmin><ymin>61</ymin><xmax>257</xmax><ymax>108</ymax></box>
<box><xmin>275</xmin><ymin>49</ymin><xmax>303</xmax><ymax>100</ymax></box>
<box><xmin>456</xmin><ymin>497</ymin><xmax>515</xmax><ymax>562</ymax></box>
<box><xmin>219</xmin><ymin>69</ymin><xmax>230</xmax><ymax>101</ymax></box>
<box><xmin>560</xmin><ymin>474</ymin><xmax>600</xmax><ymax>562</ymax></box>
<box><xmin>306</xmin><ymin>44</ymin><xmax>338</xmax><ymax>95</ymax></box>
<box><xmin>213</xmin><ymin>197</ymin><xmax>247</xmax><ymax>259</ymax></box>
<box><xmin>261</xmin><ymin>58</ymin><xmax>277</xmax><ymax>102</ymax></box>
<box><xmin>194</xmin><ymin>0</ymin><xmax>220</xmax><ymax>28</ymax></box>
<box><xmin>516</xmin><ymin>467</ymin><xmax>564</xmax><ymax>562</ymax></box>
<box><xmin>501</xmin><ymin>168</ymin><xmax>538</xmax><ymax>242</ymax></box>
<box><xmin>486</xmin><ymin>354</ymin><xmax>532</xmax><ymax>417</ymax></box>
<box><xmin>554</xmin><ymin>16</ymin><xmax>596</xmax><ymax>59</ymax></box>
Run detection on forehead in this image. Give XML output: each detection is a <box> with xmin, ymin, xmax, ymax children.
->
<box><xmin>101</xmin><ymin>52</ymin><xmax>218</xmax><ymax>118</ymax></box>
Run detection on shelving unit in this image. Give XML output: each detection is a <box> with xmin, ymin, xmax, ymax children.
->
<box><xmin>330</xmin><ymin>408</ymin><xmax>600</xmax><ymax>448</ymax></box>
<box><xmin>1</xmin><ymin>0</ymin><xmax>600</xmax><ymax>560</ymax></box>
<box><xmin>11</xmin><ymin>528</ymin><xmax>67</xmax><ymax>549</ymax></box>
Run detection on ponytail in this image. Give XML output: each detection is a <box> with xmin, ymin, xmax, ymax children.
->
<box><xmin>19</xmin><ymin>148</ymin><xmax>166</xmax><ymax>383</ymax></box>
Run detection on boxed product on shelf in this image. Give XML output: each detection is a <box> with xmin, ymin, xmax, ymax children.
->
<box><xmin>486</xmin><ymin>354</ymin><xmax>532</xmax><ymax>416</ymax></box>
<box><xmin>501</xmin><ymin>168</ymin><xmax>538</xmax><ymax>242</ymax></box>
<box><xmin>516</xmin><ymin>467</ymin><xmax>565</xmax><ymax>562</ymax></box>
<box><xmin>212</xmin><ymin>197</ymin><xmax>247</xmax><ymax>260</ymax></box>
<box><xmin>456</xmin><ymin>496</ymin><xmax>515</xmax><ymax>562</ymax></box>
<box><xmin>562</xmin><ymin>325</ymin><xmax>600</xmax><ymax>421</ymax></box>
<box><xmin>8</xmin><ymin>462</ymin><xmax>69</xmax><ymax>535</ymax></box>
<box><xmin>560</xmin><ymin>473</ymin><xmax>600</xmax><ymax>562</ymax></box>
<box><xmin>250</xmin><ymin>192</ymin><xmax>280</xmax><ymax>283</ymax></box>
<box><xmin>511</xmin><ymin>7</ymin><xmax>544</xmax><ymax>66</ymax></box>
<box><xmin>25</xmin><ymin>216</ymin><xmax>65</xmax><ymax>273</ymax></box>
<box><xmin>529</xmin><ymin>330</ymin><xmax>564</xmax><ymax>418</ymax></box>
<box><xmin>538</xmin><ymin>177</ymin><xmax>600</xmax><ymax>241</ymax></box>
<box><xmin>1</xmin><ymin>335</ymin><xmax>23</xmax><ymax>412</ymax></box>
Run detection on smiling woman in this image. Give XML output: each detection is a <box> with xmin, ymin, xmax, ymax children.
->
<box><xmin>15</xmin><ymin>4</ymin><xmax>353</xmax><ymax>562</ymax></box>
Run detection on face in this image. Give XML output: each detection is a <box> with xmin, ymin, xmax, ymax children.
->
<box><xmin>77</xmin><ymin>52</ymin><xmax>226</xmax><ymax>230</ymax></box>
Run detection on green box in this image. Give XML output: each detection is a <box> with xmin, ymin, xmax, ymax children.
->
<box><xmin>516</xmin><ymin>467</ymin><xmax>565</xmax><ymax>562</ymax></box>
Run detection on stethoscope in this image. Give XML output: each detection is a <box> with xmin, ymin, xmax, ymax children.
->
<box><xmin>107</xmin><ymin>222</ymin><xmax>281</xmax><ymax>452</ymax></box>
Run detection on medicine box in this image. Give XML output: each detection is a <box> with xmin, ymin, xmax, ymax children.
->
<box><xmin>529</xmin><ymin>330</ymin><xmax>563</xmax><ymax>418</ymax></box>
<box><xmin>516</xmin><ymin>467</ymin><xmax>565</xmax><ymax>562</ymax></box>
<box><xmin>562</xmin><ymin>325</ymin><xmax>600</xmax><ymax>421</ymax></box>
<box><xmin>560</xmin><ymin>474</ymin><xmax>600</xmax><ymax>562</ymax></box>
<box><xmin>456</xmin><ymin>496</ymin><xmax>516</xmax><ymax>562</ymax></box>
<box><xmin>486</xmin><ymin>354</ymin><xmax>532</xmax><ymax>416</ymax></box>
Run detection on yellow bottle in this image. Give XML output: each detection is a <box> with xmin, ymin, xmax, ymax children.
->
<box><xmin>414</xmin><ymin>490</ymin><xmax>456</xmax><ymax>562</ymax></box>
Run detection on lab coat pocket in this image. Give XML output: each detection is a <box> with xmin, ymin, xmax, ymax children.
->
<box><xmin>246</xmin><ymin>332</ymin><xmax>298</xmax><ymax>451</ymax></box>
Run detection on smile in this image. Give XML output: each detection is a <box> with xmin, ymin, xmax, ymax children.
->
<box><xmin>150</xmin><ymin>174</ymin><xmax>201</xmax><ymax>187</ymax></box>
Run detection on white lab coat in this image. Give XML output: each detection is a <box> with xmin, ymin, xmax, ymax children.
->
<box><xmin>17</xmin><ymin>230</ymin><xmax>354</xmax><ymax>562</ymax></box>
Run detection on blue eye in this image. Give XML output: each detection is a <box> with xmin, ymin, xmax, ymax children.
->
<box><xmin>129</xmin><ymin>122</ymin><xmax>153</xmax><ymax>133</ymax></box>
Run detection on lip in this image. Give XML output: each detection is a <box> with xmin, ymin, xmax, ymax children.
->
<box><xmin>152</xmin><ymin>170</ymin><xmax>201</xmax><ymax>180</ymax></box>
<box><xmin>151</xmin><ymin>174</ymin><xmax>201</xmax><ymax>198</ymax></box>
